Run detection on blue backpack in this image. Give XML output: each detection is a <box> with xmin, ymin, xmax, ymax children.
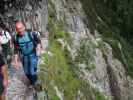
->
<box><xmin>14</xmin><ymin>31</ymin><xmax>38</xmax><ymax>56</ymax></box>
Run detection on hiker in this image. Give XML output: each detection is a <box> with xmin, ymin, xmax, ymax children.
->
<box><xmin>0</xmin><ymin>54</ymin><xmax>8</xmax><ymax>100</ymax></box>
<box><xmin>0</xmin><ymin>23</ymin><xmax>12</xmax><ymax>64</ymax></box>
<box><xmin>13</xmin><ymin>21</ymin><xmax>42</xmax><ymax>87</ymax></box>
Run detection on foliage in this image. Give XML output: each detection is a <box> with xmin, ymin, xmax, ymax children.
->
<box><xmin>95</xmin><ymin>90</ymin><xmax>108</xmax><ymax>100</ymax></box>
<box><xmin>80</xmin><ymin>0</ymin><xmax>97</xmax><ymax>34</ymax></box>
<box><xmin>48</xmin><ymin>16</ymin><xmax>71</xmax><ymax>42</ymax></box>
<box><xmin>45</xmin><ymin>19</ymin><xmax>107</xmax><ymax>99</ymax></box>
<box><xmin>42</xmin><ymin>39</ymin><xmax>107</xmax><ymax>99</ymax></box>
<box><xmin>42</xmin><ymin>1</ymin><xmax>108</xmax><ymax>99</ymax></box>
<box><xmin>95</xmin><ymin>0</ymin><xmax>133</xmax><ymax>43</ymax></box>
<box><xmin>96</xmin><ymin>19</ymin><xmax>133</xmax><ymax>77</ymax></box>
<box><xmin>75</xmin><ymin>38</ymin><xmax>96</xmax><ymax>70</ymax></box>
<box><xmin>81</xmin><ymin>0</ymin><xmax>133</xmax><ymax>78</ymax></box>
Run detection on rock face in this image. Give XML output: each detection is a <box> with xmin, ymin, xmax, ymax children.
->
<box><xmin>0</xmin><ymin>0</ymin><xmax>133</xmax><ymax>100</ymax></box>
<box><xmin>47</xmin><ymin>0</ymin><xmax>133</xmax><ymax>100</ymax></box>
<box><xmin>0</xmin><ymin>0</ymin><xmax>48</xmax><ymax>35</ymax></box>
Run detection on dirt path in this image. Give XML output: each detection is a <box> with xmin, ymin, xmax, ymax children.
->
<box><xmin>6</xmin><ymin>66</ymin><xmax>36</xmax><ymax>100</ymax></box>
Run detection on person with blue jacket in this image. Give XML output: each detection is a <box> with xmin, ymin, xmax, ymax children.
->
<box><xmin>13</xmin><ymin>21</ymin><xmax>42</xmax><ymax>87</ymax></box>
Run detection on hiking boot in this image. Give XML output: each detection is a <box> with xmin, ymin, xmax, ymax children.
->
<box><xmin>33</xmin><ymin>81</ymin><xmax>43</xmax><ymax>92</ymax></box>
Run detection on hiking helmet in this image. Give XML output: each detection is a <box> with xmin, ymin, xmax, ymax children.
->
<box><xmin>15</xmin><ymin>21</ymin><xmax>25</xmax><ymax>35</ymax></box>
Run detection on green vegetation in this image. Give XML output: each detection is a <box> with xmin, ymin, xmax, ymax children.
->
<box><xmin>38</xmin><ymin>1</ymin><xmax>109</xmax><ymax>99</ymax></box>
<box><xmin>48</xmin><ymin>16</ymin><xmax>70</xmax><ymax>40</ymax></box>
<box><xmin>95</xmin><ymin>0</ymin><xmax>133</xmax><ymax>41</ymax></box>
<box><xmin>96</xmin><ymin>20</ymin><xmax>133</xmax><ymax>77</ymax></box>
<box><xmin>44</xmin><ymin>37</ymin><xmax>106</xmax><ymax>99</ymax></box>
<box><xmin>80</xmin><ymin>0</ymin><xmax>97</xmax><ymax>34</ymax></box>
<box><xmin>80</xmin><ymin>0</ymin><xmax>133</xmax><ymax>78</ymax></box>
<box><xmin>75</xmin><ymin>38</ymin><xmax>96</xmax><ymax>70</ymax></box>
<box><xmin>95</xmin><ymin>90</ymin><xmax>108</xmax><ymax>100</ymax></box>
<box><xmin>48</xmin><ymin>40</ymin><xmax>80</xmax><ymax>99</ymax></box>
<box><xmin>94</xmin><ymin>0</ymin><xmax>133</xmax><ymax>77</ymax></box>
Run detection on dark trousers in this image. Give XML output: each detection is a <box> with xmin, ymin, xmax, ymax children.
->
<box><xmin>0</xmin><ymin>76</ymin><xmax>4</xmax><ymax>95</ymax></box>
<box><xmin>21</xmin><ymin>53</ymin><xmax>38</xmax><ymax>85</ymax></box>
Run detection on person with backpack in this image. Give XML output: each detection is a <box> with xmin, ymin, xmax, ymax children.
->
<box><xmin>0</xmin><ymin>54</ymin><xmax>8</xmax><ymax>100</ymax></box>
<box><xmin>0</xmin><ymin>23</ymin><xmax>12</xmax><ymax>64</ymax></box>
<box><xmin>13</xmin><ymin>21</ymin><xmax>42</xmax><ymax>88</ymax></box>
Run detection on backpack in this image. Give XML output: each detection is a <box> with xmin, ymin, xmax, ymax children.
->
<box><xmin>0</xmin><ymin>30</ymin><xmax>10</xmax><ymax>43</ymax></box>
<box><xmin>0</xmin><ymin>31</ymin><xmax>11</xmax><ymax>54</ymax></box>
<box><xmin>14</xmin><ymin>31</ymin><xmax>39</xmax><ymax>55</ymax></box>
<box><xmin>3</xmin><ymin>31</ymin><xmax>8</xmax><ymax>39</ymax></box>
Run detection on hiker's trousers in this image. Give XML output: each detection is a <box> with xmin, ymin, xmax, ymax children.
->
<box><xmin>21</xmin><ymin>53</ymin><xmax>38</xmax><ymax>85</ymax></box>
<box><xmin>0</xmin><ymin>76</ymin><xmax>4</xmax><ymax>95</ymax></box>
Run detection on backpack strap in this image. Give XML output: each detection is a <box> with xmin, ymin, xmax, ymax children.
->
<box><xmin>27</xmin><ymin>31</ymin><xmax>37</xmax><ymax>48</ymax></box>
<box><xmin>16</xmin><ymin>34</ymin><xmax>22</xmax><ymax>53</ymax></box>
<box><xmin>14</xmin><ymin>31</ymin><xmax>41</xmax><ymax>55</ymax></box>
<box><xmin>27</xmin><ymin>30</ymin><xmax>41</xmax><ymax>47</ymax></box>
<box><xmin>14</xmin><ymin>32</ymin><xmax>33</xmax><ymax>55</ymax></box>
<box><xmin>13</xmin><ymin>32</ymin><xmax>21</xmax><ymax>54</ymax></box>
<box><xmin>4</xmin><ymin>31</ymin><xmax>8</xmax><ymax>39</ymax></box>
